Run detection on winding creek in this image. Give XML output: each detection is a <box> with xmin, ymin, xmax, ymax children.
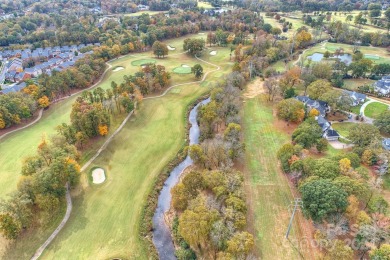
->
<box><xmin>152</xmin><ymin>97</ymin><xmax>211</xmax><ymax>259</ymax></box>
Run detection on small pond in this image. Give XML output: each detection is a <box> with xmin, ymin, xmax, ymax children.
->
<box><xmin>307</xmin><ymin>52</ymin><xmax>352</xmax><ymax>65</ymax></box>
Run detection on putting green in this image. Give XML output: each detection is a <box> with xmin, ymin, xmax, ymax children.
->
<box><xmin>173</xmin><ymin>66</ymin><xmax>191</xmax><ymax>74</ymax></box>
<box><xmin>131</xmin><ymin>59</ymin><xmax>156</xmax><ymax>66</ymax></box>
<box><xmin>364</xmin><ymin>54</ymin><xmax>380</xmax><ymax>60</ymax></box>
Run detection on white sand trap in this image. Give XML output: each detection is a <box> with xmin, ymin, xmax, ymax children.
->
<box><xmin>113</xmin><ymin>66</ymin><xmax>124</xmax><ymax>72</ymax></box>
<box><xmin>167</xmin><ymin>45</ymin><xmax>176</xmax><ymax>50</ymax></box>
<box><xmin>182</xmin><ymin>64</ymin><xmax>190</xmax><ymax>68</ymax></box>
<box><xmin>210</xmin><ymin>51</ymin><xmax>217</xmax><ymax>56</ymax></box>
<box><xmin>198</xmin><ymin>33</ymin><xmax>205</xmax><ymax>35</ymax></box>
<box><xmin>92</xmin><ymin>168</ymin><xmax>106</xmax><ymax>184</ymax></box>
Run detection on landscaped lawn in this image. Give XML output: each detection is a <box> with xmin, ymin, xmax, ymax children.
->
<box><xmin>243</xmin><ymin>96</ymin><xmax>316</xmax><ymax>259</ymax></box>
<box><xmin>331</xmin><ymin>122</ymin><xmax>356</xmax><ymax>137</ymax></box>
<box><xmin>364</xmin><ymin>102</ymin><xmax>389</xmax><ymax>119</ymax></box>
<box><xmin>351</xmin><ymin>104</ymin><xmax>362</xmax><ymax>115</ymax></box>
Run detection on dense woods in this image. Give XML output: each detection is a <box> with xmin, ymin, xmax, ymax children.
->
<box><xmin>0</xmin><ymin>136</ymin><xmax>80</xmax><ymax>239</ymax></box>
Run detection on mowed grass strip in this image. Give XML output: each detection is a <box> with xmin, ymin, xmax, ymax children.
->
<box><xmin>365</xmin><ymin>102</ymin><xmax>389</xmax><ymax>119</ymax></box>
<box><xmin>243</xmin><ymin>97</ymin><xmax>308</xmax><ymax>259</ymax></box>
<box><xmin>131</xmin><ymin>59</ymin><xmax>156</xmax><ymax>66</ymax></box>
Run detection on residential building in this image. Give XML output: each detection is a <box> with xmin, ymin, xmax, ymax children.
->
<box><xmin>343</xmin><ymin>90</ymin><xmax>366</xmax><ymax>106</ymax></box>
<box><xmin>296</xmin><ymin>95</ymin><xmax>340</xmax><ymax>141</ymax></box>
<box><xmin>383</xmin><ymin>138</ymin><xmax>390</xmax><ymax>151</ymax></box>
<box><xmin>375</xmin><ymin>76</ymin><xmax>390</xmax><ymax>95</ymax></box>
<box><xmin>295</xmin><ymin>95</ymin><xmax>330</xmax><ymax>117</ymax></box>
<box><xmin>324</xmin><ymin>129</ymin><xmax>340</xmax><ymax>141</ymax></box>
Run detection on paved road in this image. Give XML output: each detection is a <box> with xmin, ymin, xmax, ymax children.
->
<box><xmin>30</xmin><ymin>53</ymin><xmax>221</xmax><ymax>260</ymax></box>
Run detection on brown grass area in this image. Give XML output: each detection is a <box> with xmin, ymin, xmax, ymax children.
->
<box><xmin>243</xmin><ymin>78</ymin><xmax>266</xmax><ymax>99</ymax></box>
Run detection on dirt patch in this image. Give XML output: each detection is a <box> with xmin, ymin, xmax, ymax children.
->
<box><xmin>327</xmin><ymin>111</ymin><xmax>348</xmax><ymax>121</ymax></box>
<box><xmin>273</xmin><ymin>116</ymin><xmax>299</xmax><ymax>136</ymax></box>
<box><xmin>243</xmin><ymin>78</ymin><xmax>267</xmax><ymax>99</ymax></box>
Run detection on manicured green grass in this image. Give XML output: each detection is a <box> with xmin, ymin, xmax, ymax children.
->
<box><xmin>364</xmin><ymin>102</ymin><xmax>389</xmax><ymax>119</ymax></box>
<box><xmin>173</xmin><ymin>66</ymin><xmax>192</xmax><ymax>74</ymax></box>
<box><xmin>125</xmin><ymin>11</ymin><xmax>162</xmax><ymax>17</ymax></box>
<box><xmin>364</xmin><ymin>54</ymin><xmax>380</xmax><ymax>60</ymax></box>
<box><xmin>243</xmin><ymin>97</ymin><xmax>313</xmax><ymax>259</ymax></box>
<box><xmin>198</xmin><ymin>1</ymin><xmax>213</xmax><ymax>9</ymax></box>
<box><xmin>131</xmin><ymin>59</ymin><xmax>156</xmax><ymax>66</ymax></box>
<box><xmin>331</xmin><ymin>122</ymin><xmax>356</xmax><ymax>137</ymax></box>
<box><xmin>351</xmin><ymin>104</ymin><xmax>362</xmax><ymax>115</ymax></box>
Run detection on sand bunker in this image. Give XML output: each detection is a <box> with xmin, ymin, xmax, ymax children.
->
<box><xmin>92</xmin><ymin>168</ymin><xmax>106</xmax><ymax>184</ymax></box>
<box><xmin>181</xmin><ymin>64</ymin><xmax>190</xmax><ymax>68</ymax></box>
<box><xmin>167</xmin><ymin>45</ymin><xmax>176</xmax><ymax>50</ymax></box>
<box><xmin>112</xmin><ymin>66</ymin><xmax>124</xmax><ymax>72</ymax></box>
<box><xmin>210</xmin><ymin>51</ymin><xmax>217</xmax><ymax>56</ymax></box>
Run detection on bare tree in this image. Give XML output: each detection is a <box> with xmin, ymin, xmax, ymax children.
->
<box><xmin>264</xmin><ymin>78</ymin><xmax>280</xmax><ymax>101</ymax></box>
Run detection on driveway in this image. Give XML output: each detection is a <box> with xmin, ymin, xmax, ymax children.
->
<box><xmin>329</xmin><ymin>112</ymin><xmax>373</xmax><ymax>125</ymax></box>
<box><xmin>328</xmin><ymin>140</ymin><xmax>354</xmax><ymax>149</ymax></box>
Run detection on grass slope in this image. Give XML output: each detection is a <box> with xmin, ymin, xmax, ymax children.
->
<box><xmin>243</xmin><ymin>97</ymin><xmax>313</xmax><ymax>259</ymax></box>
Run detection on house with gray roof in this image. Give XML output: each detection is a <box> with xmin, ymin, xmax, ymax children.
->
<box><xmin>324</xmin><ymin>129</ymin><xmax>340</xmax><ymax>141</ymax></box>
<box><xmin>0</xmin><ymin>82</ymin><xmax>26</xmax><ymax>94</ymax></box>
<box><xmin>295</xmin><ymin>95</ymin><xmax>330</xmax><ymax>117</ymax></box>
<box><xmin>375</xmin><ymin>76</ymin><xmax>390</xmax><ymax>95</ymax></box>
<box><xmin>295</xmin><ymin>95</ymin><xmax>340</xmax><ymax>141</ymax></box>
<box><xmin>343</xmin><ymin>90</ymin><xmax>366</xmax><ymax>106</ymax></box>
<box><xmin>383</xmin><ymin>138</ymin><xmax>390</xmax><ymax>151</ymax></box>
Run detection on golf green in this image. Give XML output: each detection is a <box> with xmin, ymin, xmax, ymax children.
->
<box><xmin>131</xmin><ymin>59</ymin><xmax>156</xmax><ymax>66</ymax></box>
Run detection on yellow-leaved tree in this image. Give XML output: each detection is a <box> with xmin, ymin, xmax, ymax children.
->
<box><xmin>98</xmin><ymin>124</ymin><xmax>108</xmax><ymax>136</ymax></box>
<box><xmin>38</xmin><ymin>95</ymin><xmax>50</xmax><ymax>108</ymax></box>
